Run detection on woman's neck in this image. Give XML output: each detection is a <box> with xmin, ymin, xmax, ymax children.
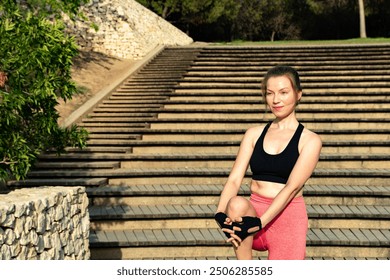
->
<box><xmin>272</xmin><ymin>112</ymin><xmax>298</xmax><ymax>129</ymax></box>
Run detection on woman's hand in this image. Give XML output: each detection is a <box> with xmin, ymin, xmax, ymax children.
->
<box><xmin>233</xmin><ymin>216</ymin><xmax>262</xmax><ymax>237</ymax></box>
<box><xmin>215</xmin><ymin>212</ymin><xmax>246</xmax><ymax>248</ymax></box>
<box><xmin>224</xmin><ymin>216</ymin><xmax>262</xmax><ymax>247</ymax></box>
<box><xmin>214</xmin><ymin>212</ymin><xmax>233</xmax><ymax>238</ymax></box>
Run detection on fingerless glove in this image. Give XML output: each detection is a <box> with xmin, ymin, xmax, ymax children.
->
<box><xmin>214</xmin><ymin>212</ymin><xmax>232</xmax><ymax>238</ymax></box>
<box><xmin>232</xmin><ymin>216</ymin><xmax>262</xmax><ymax>241</ymax></box>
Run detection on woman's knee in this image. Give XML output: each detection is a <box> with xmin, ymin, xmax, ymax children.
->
<box><xmin>226</xmin><ymin>196</ymin><xmax>256</xmax><ymax>219</ymax></box>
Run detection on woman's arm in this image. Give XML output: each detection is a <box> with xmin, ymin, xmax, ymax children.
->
<box><xmin>216</xmin><ymin>126</ymin><xmax>260</xmax><ymax>213</ymax></box>
<box><xmin>259</xmin><ymin>131</ymin><xmax>322</xmax><ymax>227</ymax></box>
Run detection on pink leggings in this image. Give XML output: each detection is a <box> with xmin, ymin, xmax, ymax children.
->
<box><xmin>250</xmin><ymin>193</ymin><xmax>308</xmax><ymax>260</ymax></box>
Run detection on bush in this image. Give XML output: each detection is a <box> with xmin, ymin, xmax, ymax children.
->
<box><xmin>0</xmin><ymin>0</ymin><xmax>88</xmax><ymax>181</ymax></box>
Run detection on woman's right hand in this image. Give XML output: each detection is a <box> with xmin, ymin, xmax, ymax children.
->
<box><xmin>214</xmin><ymin>212</ymin><xmax>234</xmax><ymax>239</ymax></box>
<box><xmin>214</xmin><ymin>213</ymin><xmax>243</xmax><ymax>247</ymax></box>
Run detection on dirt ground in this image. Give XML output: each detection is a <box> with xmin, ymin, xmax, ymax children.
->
<box><xmin>56</xmin><ymin>50</ymin><xmax>135</xmax><ymax>125</ymax></box>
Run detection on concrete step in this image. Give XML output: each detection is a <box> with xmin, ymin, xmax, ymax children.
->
<box><xmin>191</xmin><ymin>57</ymin><xmax>390</xmax><ymax>65</ymax></box>
<box><xmin>120</xmin><ymin>156</ymin><xmax>389</xmax><ymax>169</ymax></box>
<box><xmin>88</xmin><ymin>227</ymin><xmax>390</xmax><ymax>260</ymax></box>
<box><xmin>88</xmin><ymin>198</ymin><xmax>390</xmax><ymax>221</ymax></box>
<box><xmin>78</xmin><ymin>140</ymin><xmax>387</xmax><ymax>155</ymax></box>
<box><xmin>6</xmin><ymin>177</ymin><xmax>108</xmax><ymax>187</ymax></box>
<box><xmin>180</xmin><ymin>76</ymin><xmax>390</xmax><ymax>84</ymax></box>
<box><xmin>88</xmin><ymin>205</ymin><xmax>390</xmax><ymax>231</ymax></box>
<box><xmin>85</xmin><ymin>107</ymin><xmax>390</xmax><ymax>114</ymax></box>
<box><xmin>82</xmin><ymin>117</ymin><xmax>389</xmax><ymax>126</ymax></box>
<box><xmin>35</xmin><ymin>151</ymin><xmax>390</xmax><ymax>168</ymax></box>
<box><xmin>183</xmin><ymin>78</ymin><xmax>390</xmax><ymax>89</ymax></box>
<box><xmin>198</xmin><ymin>45</ymin><xmax>390</xmax><ymax>55</ymax></box>
<box><xmin>97</xmin><ymin>112</ymin><xmax>390</xmax><ymax>121</ymax></box>
<box><xmin>43</xmin><ymin>149</ymin><xmax>385</xmax><ymax>169</ymax></box>
<box><xmin>11</xmin><ymin>167</ymin><xmax>295</xmax><ymax>177</ymax></box>
<box><xmin>168</xmin><ymin>95</ymin><xmax>390</xmax><ymax>102</ymax></box>
<box><xmin>88</xmin><ymin>184</ymin><xmax>390</xmax><ymax>204</ymax></box>
<box><xmin>174</xmin><ymin>87</ymin><xmax>390</xmax><ymax>94</ymax></box>
<box><xmin>87</xmin><ymin>184</ymin><xmax>390</xmax><ymax>207</ymax></box>
<box><xmin>196</xmin><ymin>48</ymin><xmax>390</xmax><ymax>56</ymax></box>
<box><xmin>194</xmin><ymin>55</ymin><xmax>390</xmax><ymax>63</ymax></box>
<box><xmin>62</xmin><ymin>147</ymin><xmax>132</xmax><ymax>154</ymax></box>
<box><xmin>111</xmin><ymin>89</ymin><xmax>390</xmax><ymax>97</ymax></box>
<box><xmin>171</xmin><ymin>98</ymin><xmax>388</xmax><ymax>107</ymax></box>
<box><xmin>94</xmin><ymin>102</ymin><xmax>390</xmax><ymax>110</ymax></box>
<box><xmin>185</xmin><ymin>69</ymin><xmax>390</xmax><ymax>77</ymax></box>
<box><xmin>148</xmin><ymin>122</ymin><xmax>390</xmax><ymax>130</ymax></box>
<box><xmin>78</xmin><ymin>127</ymin><xmax>390</xmax><ymax>135</ymax></box>
<box><xmin>19</xmin><ymin>167</ymin><xmax>390</xmax><ymax>186</ymax></box>
<box><xmin>79</xmin><ymin>127</ymin><xmax>390</xmax><ymax>142</ymax></box>
<box><xmin>84</xmin><ymin>114</ymin><xmax>389</xmax><ymax>123</ymax></box>
<box><xmin>34</xmin><ymin>161</ymin><xmax>120</xmax><ymax>169</ymax></box>
<box><xmin>189</xmin><ymin>64</ymin><xmax>390</xmax><ymax>73</ymax></box>
<box><xmin>155</xmin><ymin>112</ymin><xmax>389</xmax><ymax>122</ymax></box>
<box><xmin>86</xmin><ymin>183</ymin><xmax>390</xmax><ymax>195</ymax></box>
<box><xmin>199</xmin><ymin>45</ymin><xmax>389</xmax><ymax>55</ymax></box>
<box><xmin>105</xmin><ymin>168</ymin><xmax>389</xmax><ymax>186</ymax></box>
<box><xmin>138</xmin><ymin>129</ymin><xmax>390</xmax><ymax>142</ymax></box>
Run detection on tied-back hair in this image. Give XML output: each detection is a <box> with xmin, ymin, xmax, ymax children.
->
<box><xmin>261</xmin><ymin>65</ymin><xmax>302</xmax><ymax>106</ymax></box>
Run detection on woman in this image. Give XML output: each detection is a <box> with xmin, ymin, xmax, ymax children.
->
<box><xmin>215</xmin><ymin>65</ymin><xmax>322</xmax><ymax>260</ymax></box>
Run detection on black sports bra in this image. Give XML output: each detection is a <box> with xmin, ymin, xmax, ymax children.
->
<box><xmin>249</xmin><ymin>122</ymin><xmax>304</xmax><ymax>184</ymax></box>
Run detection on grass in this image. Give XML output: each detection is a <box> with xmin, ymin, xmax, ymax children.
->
<box><xmin>214</xmin><ymin>37</ymin><xmax>390</xmax><ymax>46</ymax></box>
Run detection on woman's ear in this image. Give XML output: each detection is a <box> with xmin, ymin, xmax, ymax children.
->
<box><xmin>296</xmin><ymin>90</ymin><xmax>302</xmax><ymax>105</ymax></box>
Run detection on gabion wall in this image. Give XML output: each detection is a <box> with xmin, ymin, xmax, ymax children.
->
<box><xmin>0</xmin><ymin>186</ymin><xmax>90</xmax><ymax>260</ymax></box>
<box><xmin>64</xmin><ymin>0</ymin><xmax>193</xmax><ymax>59</ymax></box>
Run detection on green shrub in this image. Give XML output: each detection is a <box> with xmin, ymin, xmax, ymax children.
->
<box><xmin>0</xmin><ymin>0</ymin><xmax>88</xmax><ymax>181</ymax></box>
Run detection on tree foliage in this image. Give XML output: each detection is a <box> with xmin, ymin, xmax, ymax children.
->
<box><xmin>137</xmin><ymin>0</ymin><xmax>240</xmax><ymax>38</ymax></box>
<box><xmin>137</xmin><ymin>0</ymin><xmax>388</xmax><ymax>41</ymax></box>
<box><xmin>0</xmin><ymin>0</ymin><xmax>88</xmax><ymax>181</ymax></box>
<box><xmin>364</xmin><ymin>0</ymin><xmax>390</xmax><ymax>37</ymax></box>
<box><xmin>137</xmin><ymin>0</ymin><xmax>181</xmax><ymax>19</ymax></box>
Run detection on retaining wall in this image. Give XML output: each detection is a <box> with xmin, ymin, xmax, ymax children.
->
<box><xmin>64</xmin><ymin>0</ymin><xmax>193</xmax><ymax>59</ymax></box>
<box><xmin>0</xmin><ymin>186</ymin><xmax>90</xmax><ymax>260</ymax></box>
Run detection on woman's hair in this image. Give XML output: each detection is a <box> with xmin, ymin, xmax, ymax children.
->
<box><xmin>261</xmin><ymin>65</ymin><xmax>302</xmax><ymax>105</ymax></box>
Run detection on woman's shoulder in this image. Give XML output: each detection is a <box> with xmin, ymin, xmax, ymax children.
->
<box><xmin>301</xmin><ymin>126</ymin><xmax>322</xmax><ymax>150</ymax></box>
<box><xmin>245</xmin><ymin>124</ymin><xmax>268</xmax><ymax>136</ymax></box>
<box><xmin>243</xmin><ymin>124</ymin><xmax>268</xmax><ymax>147</ymax></box>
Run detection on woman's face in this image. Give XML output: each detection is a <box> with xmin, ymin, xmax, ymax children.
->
<box><xmin>265</xmin><ymin>75</ymin><xmax>302</xmax><ymax>119</ymax></box>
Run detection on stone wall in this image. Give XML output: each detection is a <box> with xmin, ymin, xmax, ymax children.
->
<box><xmin>64</xmin><ymin>0</ymin><xmax>193</xmax><ymax>59</ymax></box>
<box><xmin>0</xmin><ymin>186</ymin><xmax>90</xmax><ymax>260</ymax></box>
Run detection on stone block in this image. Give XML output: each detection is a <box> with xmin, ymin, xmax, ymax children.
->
<box><xmin>0</xmin><ymin>186</ymin><xmax>90</xmax><ymax>259</ymax></box>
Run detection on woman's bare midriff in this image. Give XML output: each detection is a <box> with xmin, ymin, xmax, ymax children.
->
<box><xmin>250</xmin><ymin>180</ymin><xmax>304</xmax><ymax>199</ymax></box>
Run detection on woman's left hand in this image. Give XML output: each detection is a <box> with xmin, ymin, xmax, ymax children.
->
<box><xmin>224</xmin><ymin>216</ymin><xmax>262</xmax><ymax>247</ymax></box>
<box><xmin>224</xmin><ymin>224</ymin><xmax>244</xmax><ymax>248</ymax></box>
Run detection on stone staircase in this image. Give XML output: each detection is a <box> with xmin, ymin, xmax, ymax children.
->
<box><xmin>7</xmin><ymin>44</ymin><xmax>390</xmax><ymax>260</ymax></box>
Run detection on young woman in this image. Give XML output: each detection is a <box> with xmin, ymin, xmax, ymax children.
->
<box><xmin>215</xmin><ymin>65</ymin><xmax>322</xmax><ymax>260</ymax></box>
